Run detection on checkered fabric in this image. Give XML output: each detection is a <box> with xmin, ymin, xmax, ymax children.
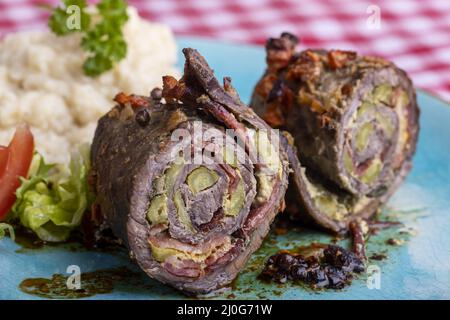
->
<box><xmin>1</xmin><ymin>0</ymin><xmax>449</xmax><ymax>100</ymax></box>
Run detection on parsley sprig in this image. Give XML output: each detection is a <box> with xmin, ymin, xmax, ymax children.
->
<box><xmin>48</xmin><ymin>0</ymin><xmax>129</xmax><ymax>76</ymax></box>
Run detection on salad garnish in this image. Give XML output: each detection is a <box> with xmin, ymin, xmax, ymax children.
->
<box><xmin>11</xmin><ymin>146</ymin><xmax>94</xmax><ymax>242</ymax></box>
<box><xmin>0</xmin><ymin>124</ymin><xmax>34</xmax><ymax>221</ymax></box>
<box><xmin>0</xmin><ymin>125</ymin><xmax>94</xmax><ymax>242</ymax></box>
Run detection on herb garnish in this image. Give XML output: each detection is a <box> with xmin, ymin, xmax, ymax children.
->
<box><xmin>48</xmin><ymin>0</ymin><xmax>129</xmax><ymax>76</ymax></box>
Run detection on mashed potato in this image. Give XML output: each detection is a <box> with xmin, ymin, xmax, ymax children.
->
<box><xmin>0</xmin><ymin>7</ymin><xmax>178</xmax><ymax>163</ymax></box>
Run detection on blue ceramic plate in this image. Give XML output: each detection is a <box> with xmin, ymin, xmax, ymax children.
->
<box><xmin>1</xmin><ymin>37</ymin><xmax>449</xmax><ymax>300</ymax></box>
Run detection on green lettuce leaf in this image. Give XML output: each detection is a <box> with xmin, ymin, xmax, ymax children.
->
<box><xmin>12</xmin><ymin>145</ymin><xmax>94</xmax><ymax>242</ymax></box>
<box><xmin>0</xmin><ymin>223</ymin><xmax>15</xmax><ymax>241</ymax></box>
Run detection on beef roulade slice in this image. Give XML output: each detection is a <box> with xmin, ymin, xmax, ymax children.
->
<box><xmin>91</xmin><ymin>48</ymin><xmax>289</xmax><ymax>294</ymax></box>
<box><xmin>251</xmin><ymin>33</ymin><xmax>419</xmax><ymax>233</ymax></box>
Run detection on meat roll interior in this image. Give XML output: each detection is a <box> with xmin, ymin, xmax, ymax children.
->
<box><xmin>251</xmin><ymin>33</ymin><xmax>420</xmax><ymax>233</ymax></box>
<box><xmin>91</xmin><ymin>48</ymin><xmax>289</xmax><ymax>293</ymax></box>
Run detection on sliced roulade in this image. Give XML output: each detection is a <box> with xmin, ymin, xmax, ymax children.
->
<box><xmin>91</xmin><ymin>48</ymin><xmax>289</xmax><ymax>293</ymax></box>
<box><xmin>251</xmin><ymin>33</ymin><xmax>419</xmax><ymax>233</ymax></box>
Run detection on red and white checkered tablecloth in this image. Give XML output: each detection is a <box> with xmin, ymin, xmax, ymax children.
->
<box><xmin>1</xmin><ymin>0</ymin><xmax>450</xmax><ymax>101</ymax></box>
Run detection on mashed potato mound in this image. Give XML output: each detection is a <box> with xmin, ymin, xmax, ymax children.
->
<box><xmin>0</xmin><ymin>7</ymin><xmax>178</xmax><ymax>163</ymax></box>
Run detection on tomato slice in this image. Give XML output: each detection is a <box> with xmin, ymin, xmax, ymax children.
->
<box><xmin>0</xmin><ymin>146</ymin><xmax>9</xmax><ymax>179</ymax></box>
<box><xmin>0</xmin><ymin>124</ymin><xmax>35</xmax><ymax>221</ymax></box>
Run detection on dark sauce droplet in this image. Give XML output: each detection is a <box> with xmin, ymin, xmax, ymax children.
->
<box><xmin>135</xmin><ymin>109</ymin><xmax>150</xmax><ymax>127</ymax></box>
<box><xmin>19</xmin><ymin>267</ymin><xmax>141</xmax><ymax>299</ymax></box>
<box><xmin>259</xmin><ymin>244</ymin><xmax>364</xmax><ymax>290</ymax></box>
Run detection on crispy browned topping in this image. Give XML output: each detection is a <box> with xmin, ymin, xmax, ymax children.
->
<box><xmin>286</xmin><ymin>50</ymin><xmax>322</xmax><ymax>82</ymax></box>
<box><xmin>254</xmin><ymin>74</ymin><xmax>278</xmax><ymax>99</ymax></box>
<box><xmin>266</xmin><ymin>32</ymin><xmax>298</xmax><ymax>72</ymax></box>
<box><xmin>327</xmin><ymin>50</ymin><xmax>357</xmax><ymax>70</ymax></box>
<box><xmin>161</xmin><ymin>75</ymin><xmax>184</xmax><ymax>103</ymax></box>
<box><xmin>261</xmin><ymin>80</ymin><xmax>295</xmax><ymax>127</ymax></box>
<box><xmin>263</xmin><ymin>104</ymin><xmax>285</xmax><ymax>128</ymax></box>
<box><xmin>113</xmin><ymin>92</ymin><xmax>150</xmax><ymax>108</ymax></box>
